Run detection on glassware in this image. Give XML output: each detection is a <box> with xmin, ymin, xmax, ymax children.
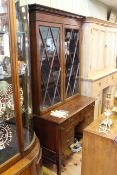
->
<box><xmin>98</xmin><ymin>93</ymin><xmax>112</xmax><ymax>134</ymax></box>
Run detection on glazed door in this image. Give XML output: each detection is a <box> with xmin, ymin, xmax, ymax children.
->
<box><xmin>15</xmin><ymin>0</ymin><xmax>34</xmax><ymax>149</ymax></box>
<box><xmin>0</xmin><ymin>0</ymin><xmax>19</xmax><ymax>164</ymax></box>
<box><xmin>0</xmin><ymin>0</ymin><xmax>34</xmax><ymax>167</ymax></box>
<box><xmin>64</xmin><ymin>25</ymin><xmax>80</xmax><ymax>99</ymax></box>
<box><xmin>38</xmin><ymin>22</ymin><xmax>62</xmax><ymax>110</ymax></box>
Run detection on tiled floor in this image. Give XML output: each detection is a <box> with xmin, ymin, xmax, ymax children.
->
<box><xmin>43</xmin><ymin>151</ymin><xmax>82</xmax><ymax>175</ymax></box>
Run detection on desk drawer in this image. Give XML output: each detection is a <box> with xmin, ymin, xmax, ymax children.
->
<box><xmin>92</xmin><ymin>76</ymin><xmax>109</xmax><ymax>94</ymax></box>
<box><xmin>80</xmin><ymin>102</ymin><xmax>94</xmax><ymax>121</ymax></box>
<box><xmin>60</xmin><ymin>114</ymin><xmax>81</xmax><ymax>130</ymax></box>
<box><xmin>101</xmin><ymin>76</ymin><xmax>109</xmax><ymax>89</ymax></box>
<box><xmin>108</xmin><ymin>73</ymin><xmax>117</xmax><ymax>85</ymax></box>
<box><xmin>61</xmin><ymin>136</ymin><xmax>74</xmax><ymax>158</ymax></box>
<box><xmin>70</xmin><ymin>113</ymin><xmax>81</xmax><ymax>126</ymax></box>
<box><xmin>61</xmin><ymin>126</ymin><xmax>74</xmax><ymax>157</ymax></box>
<box><xmin>93</xmin><ymin>80</ymin><xmax>102</xmax><ymax>93</ymax></box>
<box><xmin>75</xmin><ymin>102</ymin><xmax>94</xmax><ymax>136</ymax></box>
<box><xmin>61</xmin><ymin>126</ymin><xmax>74</xmax><ymax>140</ymax></box>
<box><xmin>60</xmin><ymin>121</ymin><xmax>70</xmax><ymax>131</ymax></box>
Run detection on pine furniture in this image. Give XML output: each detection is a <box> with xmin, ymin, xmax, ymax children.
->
<box><xmin>80</xmin><ymin>17</ymin><xmax>117</xmax><ymax>119</ymax></box>
<box><xmin>82</xmin><ymin>113</ymin><xmax>117</xmax><ymax>175</ymax></box>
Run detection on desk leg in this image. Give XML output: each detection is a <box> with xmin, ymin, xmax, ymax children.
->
<box><xmin>57</xmin><ymin>159</ymin><xmax>61</xmax><ymax>175</ymax></box>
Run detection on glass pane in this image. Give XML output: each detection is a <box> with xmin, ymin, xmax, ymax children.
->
<box><xmin>39</xmin><ymin>26</ymin><xmax>61</xmax><ymax>109</ymax></box>
<box><xmin>65</xmin><ymin>28</ymin><xmax>79</xmax><ymax>98</ymax></box>
<box><xmin>0</xmin><ymin>0</ymin><xmax>19</xmax><ymax>164</ymax></box>
<box><xmin>15</xmin><ymin>1</ymin><xmax>34</xmax><ymax>149</ymax></box>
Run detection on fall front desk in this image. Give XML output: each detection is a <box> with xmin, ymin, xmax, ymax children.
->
<box><xmin>82</xmin><ymin>113</ymin><xmax>117</xmax><ymax>175</ymax></box>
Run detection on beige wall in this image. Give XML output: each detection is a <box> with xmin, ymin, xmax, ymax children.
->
<box><xmin>20</xmin><ymin>0</ymin><xmax>109</xmax><ymax>20</ymax></box>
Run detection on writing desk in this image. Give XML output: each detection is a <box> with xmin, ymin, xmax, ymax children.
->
<box><xmin>34</xmin><ymin>95</ymin><xmax>95</xmax><ymax>175</ymax></box>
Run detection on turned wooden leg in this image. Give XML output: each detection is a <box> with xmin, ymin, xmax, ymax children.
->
<box><xmin>57</xmin><ymin>159</ymin><xmax>61</xmax><ymax>175</ymax></box>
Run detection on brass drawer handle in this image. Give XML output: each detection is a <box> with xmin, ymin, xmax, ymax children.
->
<box><xmin>99</xmin><ymin>82</ymin><xmax>101</xmax><ymax>86</ymax></box>
<box><xmin>66</xmin><ymin>129</ymin><xmax>70</xmax><ymax>132</ymax></box>
<box><xmin>61</xmin><ymin>127</ymin><xmax>65</xmax><ymax>131</ymax></box>
<box><xmin>70</xmin><ymin>118</ymin><xmax>74</xmax><ymax>122</ymax></box>
<box><xmin>66</xmin><ymin>139</ymin><xmax>70</xmax><ymax>144</ymax></box>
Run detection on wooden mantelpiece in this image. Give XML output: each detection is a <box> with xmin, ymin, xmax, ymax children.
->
<box><xmin>34</xmin><ymin>95</ymin><xmax>95</xmax><ymax>175</ymax></box>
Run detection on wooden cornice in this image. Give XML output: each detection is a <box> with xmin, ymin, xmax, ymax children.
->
<box><xmin>84</xmin><ymin>17</ymin><xmax>117</xmax><ymax>27</ymax></box>
<box><xmin>28</xmin><ymin>4</ymin><xmax>85</xmax><ymax>21</ymax></box>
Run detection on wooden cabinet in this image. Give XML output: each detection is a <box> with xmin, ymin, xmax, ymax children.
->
<box><xmin>0</xmin><ymin>1</ymin><xmax>42</xmax><ymax>174</ymax></box>
<box><xmin>82</xmin><ymin>114</ymin><xmax>117</xmax><ymax>175</ymax></box>
<box><xmin>29</xmin><ymin>4</ymin><xmax>84</xmax><ymax>114</ymax></box>
<box><xmin>29</xmin><ymin>5</ymin><xmax>95</xmax><ymax>175</ymax></box>
<box><xmin>80</xmin><ymin>17</ymin><xmax>117</xmax><ymax>79</ymax></box>
<box><xmin>33</xmin><ymin>96</ymin><xmax>95</xmax><ymax>175</ymax></box>
<box><xmin>80</xmin><ymin>17</ymin><xmax>117</xmax><ymax>118</ymax></box>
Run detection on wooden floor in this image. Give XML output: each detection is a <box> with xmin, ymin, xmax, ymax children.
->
<box><xmin>43</xmin><ymin>151</ymin><xmax>82</xmax><ymax>175</ymax></box>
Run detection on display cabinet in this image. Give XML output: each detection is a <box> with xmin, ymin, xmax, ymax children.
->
<box><xmin>29</xmin><ymin>4</ymin><xmax>84</xmax><ymax>114</ymax></box>
<box><xmin>0</xmin><ymin>1</ymin><xmax>42</xmax><ymax>175</ymax></box>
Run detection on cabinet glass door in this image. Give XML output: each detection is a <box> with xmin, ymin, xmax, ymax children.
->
<box><xmin>15</xmin><ymin>1</ymin><xmax>34</xmax><ymax>149</ymax></box>
<box><xmin>39</xmin><ymin>24</ymin><xmax>61</xmax><ymax>109</ymax></box>
<box><xmin>0</xmin><ymin>0</ymin><xmax>19</xmax><ymax>164</ymax></box>
<box><xmin>64</xmin><ymin>28</ymin><xmax>80</xmax><ymax>98</ymax></box>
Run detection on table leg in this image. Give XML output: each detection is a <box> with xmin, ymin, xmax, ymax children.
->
<box><xmin>57</xmin><ymin>159</ymin><xmax>61</xmax><ymax>175</ymax></box>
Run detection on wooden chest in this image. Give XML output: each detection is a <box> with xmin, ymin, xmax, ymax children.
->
<box><xmin>82</xmin><ymin>114</ymin><xmax>117</xmax><ymax>175</ymax></box>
